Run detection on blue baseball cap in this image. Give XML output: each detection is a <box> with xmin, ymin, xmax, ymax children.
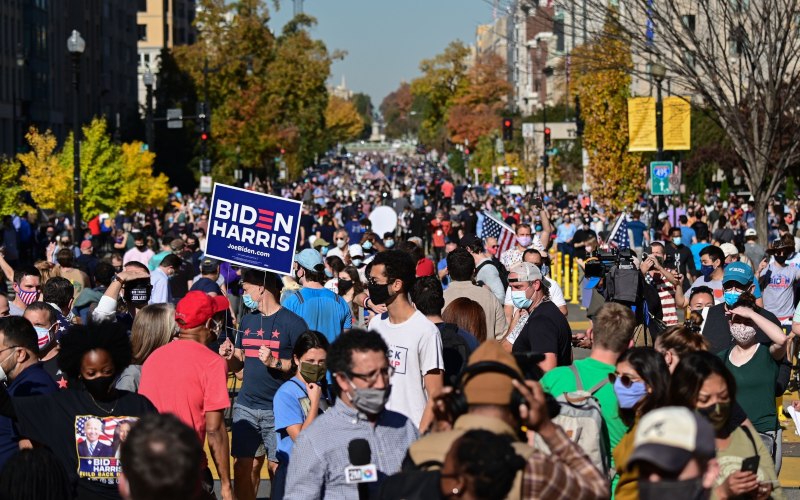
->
<box><xmin>722</xmin><ymin>261</ymin><xmax>754</xmax><ymax>287</ymax></box>
<box><xmin>294</xmin><ymin>248</ymin><xmax>325</xmax><ymax>272</ymax></box>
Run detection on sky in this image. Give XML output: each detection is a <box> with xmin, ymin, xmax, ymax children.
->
<box><xmin>268</xmin><ymin>0</ymin><xmax>497</xmax><ymax>108</ymax></box>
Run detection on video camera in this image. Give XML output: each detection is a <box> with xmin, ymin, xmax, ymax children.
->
<box><xmin>584</xmin><ymin>248</ymin><xmax>636</xmax><ymax>279</ymax></box>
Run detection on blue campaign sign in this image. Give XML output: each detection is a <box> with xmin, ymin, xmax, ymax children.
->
<box><xmin>205</xmin><ymin>184</ymin><xmax>302</xmax><ymax>275</ymax></box>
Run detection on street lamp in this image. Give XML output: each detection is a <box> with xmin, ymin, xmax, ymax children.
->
<box><xmin>143</xmin><ymin>68</ymin><xmax>155</xmax><ymax>152</ymax></box>
<box><xmin>12</xmin><ymin>43</ymin><xmax>25</xmax><ymax>156</ymax></box>
<box><xmin>67</xmin><ymin>30</ymin><xmax>85</xmax><ymax>243</ymax></box>
<box><xmin>650</xmin><ymin>61</ymin><xmax>666</xmax><ymax>161</ymax></box>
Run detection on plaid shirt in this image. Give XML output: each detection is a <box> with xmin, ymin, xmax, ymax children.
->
<box><xmin>523</xmin><ymin>426</ymin><xmax>610</xmax><ymax>500</ymax></box>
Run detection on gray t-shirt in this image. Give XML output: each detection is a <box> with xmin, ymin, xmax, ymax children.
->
<box><xmin>115</xmin><ymin>364</ymin><xmax>142</xmax><ymax>392</ymax></box>
<box><xmin>760</xmin><ymin>263</ymin><xmax>800</xmax><ymax>322</ymax></box>
<box><xmin>744</xmin><ymin>242</ymin><xmax>766</xmax><ymax>269</ymax></box>
<box><xmin>475</xmin><ymin>258</ymin><xmax>505</xmax><ymax>303</ymax></box>
<box><xmin>8</xmin><ymin>302</ymin><xmax>24</xmax><ymax>317</ymax></box>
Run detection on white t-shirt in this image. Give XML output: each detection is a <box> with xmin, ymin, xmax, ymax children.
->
<box><xmin>368</xmin><ymin>310</ymin><xmax>443</xmax><ymax>428</ymax></box>
<box><xmin>503</xmin><ymin>277</ymin><xmax>566</xmax><ymax>308</ymax></box>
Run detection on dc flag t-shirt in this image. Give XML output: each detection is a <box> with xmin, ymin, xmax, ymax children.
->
<box><xmin>235</xmin><ymin>309</ymin><xmax>308</xmax><ymax>410</ymax></box>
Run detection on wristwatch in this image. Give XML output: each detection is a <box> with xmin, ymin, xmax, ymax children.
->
<box><xmin>272</xmin><ymin>357</ymin><xmax>283</xmax><ymax>370</ymax></box>
<box><xmin>113</xmin><ymin>275</ymin><xmax>125</xmax><ymax>285</ymax></box>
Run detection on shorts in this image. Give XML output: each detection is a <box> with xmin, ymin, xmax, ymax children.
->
<box><xmin>231</xmin><ymin>403</ymin><xmax>277</xmax><ymax>462</ymax></box>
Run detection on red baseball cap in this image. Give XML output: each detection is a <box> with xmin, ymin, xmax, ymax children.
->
<box><xmin>80</xmin><ymin>240</ymin><xmax>92</xmax><ymax>250</ymax></box>
<box><xmin>175</xmin><ymin>291</ymin><xmax>229</xmax><ymax>329</ymax></box>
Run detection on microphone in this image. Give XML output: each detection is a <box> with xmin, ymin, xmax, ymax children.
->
<box><xmin>346</xmin><ymin>438</ymin><xmax>377</xmax><ymax>500</ymax></box>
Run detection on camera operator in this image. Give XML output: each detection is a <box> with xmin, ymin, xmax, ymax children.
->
<box><xmin>639</xmin><ymin>243</ymin><xmax>681</xmax><ymax>327</ymax></box>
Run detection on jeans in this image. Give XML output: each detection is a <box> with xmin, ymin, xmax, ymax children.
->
<box><xmin>759</xmin><ymin>429</ymin><xmax>782</xmax><ymax>474</ymax></box>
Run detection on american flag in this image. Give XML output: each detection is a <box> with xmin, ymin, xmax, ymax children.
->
<box><xmin>75</xmin><ymin>416</ymin><xmax>127</xmax><ymax>447</ymax></box>
<box><xmin>481</xmin><ymin>211</ymin><xmax>516</xmax><ymax>255</ymax></box>
<box><xmin>607</xmin><ymin>214</ymin><xmax>630</xmax><ymax>249</ymax></box>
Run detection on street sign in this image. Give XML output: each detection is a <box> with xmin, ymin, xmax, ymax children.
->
<box><xmin>495</xmin><ymin>137</ymin><xmax>505</xmax><ymax>154</ymax></box>
<box><xmin>167</xmin><ymin>108</ymin><xmax>183</xmax><ymax>129</ymax></box>
<box><xmin>650</xmin><ymin>161</ymin><xmax>674</xmax><ymax>195</ymax></box>
<box><xmin>199</xmin><ymin>175</ymin><xmax>213</xmax><ymax>193</ymax></box>
<box><xmin>522</xmin><ymin>123</ymin><xmax>534</xmax><ymax>139</ymax></box>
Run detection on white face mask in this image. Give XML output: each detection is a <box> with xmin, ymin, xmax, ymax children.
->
<box><xmin>0</xmin><ymin>349</ymin><xmax>19</xmax><ymax>383</ymax></box>
<box><xmin>730</xmin><ymin>322</ymin><xmax>757</xmax><ymax>345</ymax></box>
<box><xmin>336</xmin><ymin>239</ymin><xmax>347</xmax><ymax>249</ymax></box>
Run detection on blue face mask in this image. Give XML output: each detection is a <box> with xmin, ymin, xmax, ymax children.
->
<box><xmin>243</xmin><ymin>293</ymin><xmax>259</xmax><ymax>310</ymax></box>
<box><xmin>535</xmin><ymin>225</ymin><xmax>543</xmax><ymax>232</ymax></box>
<box><xmin>511</xmin><ymin>290</ymin><xmax>532</xmax><ymax>310</ymax></box>
<box><xmin>613</xmin><ymin>378</ymin><xmax>649</xmax><ymax>409</ymax></box>
<box><xmin>700</xmin><ymin>264</ymin><xmax>715</xmax><ymax>280</ymax></box>
<box><xmin>362</xmin><ymin>241</ymin><xmax>373</xmax><ymax>251</ymax></box>
<box><xmin>672</xmin><ymin>237</ymin><xmax>683</xmax><ymax>246</ymax></box>
<box><xmin>324</xmin><ymin>268</ymin><xmax>333</xmax><ymax>278</ymax></box>
<box><xmin>723</xmin><ymin>289</ymin><xmax>742</xmax><ymax>307</ymax></box>
<box><xmin>320</xmin><ymin>246</ymin><xmax>329</xmax><ymax>256</ymax></box>
<box><xmin>384</xmin><ymin>240</ymin><xmax>395</xmax><ymax>248</ymax></box>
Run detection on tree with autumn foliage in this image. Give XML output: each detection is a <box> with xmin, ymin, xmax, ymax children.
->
<box><xmin>0</xmin><ymin>158</ymin><xmax>30</xmax><ymax>217</ymax></box>
<box><xmin>410</xmin><ymin>41</ymin><xmax>470</xmax><ymax>150</ymax></box>
<box><xmin>446</xmin><ymin>52</ymin><xmax>511</xmax><ymax>146</ymax></box>
<box><xmin>19</xmin><ymin>128</ymin><xmax>72</xmax><ymax>213</ymax></box>
<box><xmin>325</xmin><ymin>96</ymin><xmax>364</xmax><ymax>145</ymax></box>
<box><xmin>381</xmin><ymin>82</ymin><xmax>421</xmax><ymax>140</ymax></box>
<box><xmin>571</xmin><ymin>22</ymin><xmax>645</xmax><ymax>210</ymax></box>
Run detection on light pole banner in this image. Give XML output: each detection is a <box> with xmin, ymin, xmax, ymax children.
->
<box><xmin>627</xmin><ymin>97</ymin><xmax>657</xmax><ymax>151</ymax></box>
<box><xmin>205</xmin><ymin>184</ymin><xmax>302</xmax><ymax>275</ymax></box>
<box><xmin>663</xmin><ymin>96</ymin><xmax>691</xmax><ymax>150</ymax></box>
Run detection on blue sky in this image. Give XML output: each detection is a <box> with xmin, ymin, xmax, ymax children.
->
<box><xmin>268</xmin><ymin>0</ymin><xmax>496</xmax><ymax>107</ymax></box>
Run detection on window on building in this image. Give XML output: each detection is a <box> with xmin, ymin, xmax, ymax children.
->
<box><xmin>683</xmin><ymin>50</ymin><xmax>695</xmax><ymax>69</ymax></box>
<box><xmin>137</xmin><ymin>24</ymin><xmax>147</xmax><ymax>41</ymax></box>
<box><xmin>681</xmin><ymin>15</ymin><xmax>695</xmax><ymax>33</ymax></box>
<box><xmin>731</xmin><ymin>0</ymin><xmax>749</xmax><ymax>12</ymax></box>
<box><xmin>138</xmin><ymin>0</ymin><xmax>147</xmax><ymax>11</ymax></box>
<box><xmin>554</xmin><ymin>19</ymin><xmax>565</xmax><ymax>53</ymax></box>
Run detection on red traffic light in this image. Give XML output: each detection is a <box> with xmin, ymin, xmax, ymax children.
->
<box><xmin>280</xmin><ymin>148</ymin><xmax>286</xmax><ymax>155</ymax></box>
<box><xmin>544</xmin><ymin>127</ymin><xmax>551</xmax><ymax>135</ymax></box>
<box><xmin>200</xmin><ymin>132</ymin><xmax>209</xmax><ymax>141</ymax></box>
<box><xmin>504</xmin><ymin>119</ymin><xmax>512</xmax><ymax>127</ymax></box>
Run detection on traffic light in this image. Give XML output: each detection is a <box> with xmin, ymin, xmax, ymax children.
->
<box><xmin>575</xmin><ymin>95</ymin><xmax>584</xmax><ymax>137</ymax></box>
<box><xmin>200</xmin><ymin>132</ymin><xmax>210</xmax><ymax>142</ymax></box>
<box><xmin>502</xmin><ymin>118</ymin><xmax>513</xmax><ymax>141</ymax></box>
<box><xmin>200</xmin><ymin>158</ymin><xmax>212</xmax><ymax>174</ymax></box>
<box><xmin>544</xmin><ymin>127</ymin><xmax>551</xmax><ymax>149</ymax></box>
<box><xmin>541</xmin><ymin>154</ymin><xmax>550</xmax><ymax>168</ymax></box>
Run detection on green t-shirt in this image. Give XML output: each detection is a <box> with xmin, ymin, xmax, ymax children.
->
<box><xmin>716</xmin><ymin>426</ymin><xmax>783</xmax><ymax>496</ymax></box>
<box><xmin>721</xmin><ymin>345</ymin><xmax>779</xmax><ymax>434</ymax></box>
<box><xmin>541</xmin><ymin>358</ymin><xmax>626</xmax><ymax>455</ymax></box>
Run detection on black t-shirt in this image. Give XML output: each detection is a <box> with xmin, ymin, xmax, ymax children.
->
<box><xmin>13</xmin><ymin>389</ymin><xmax>157</xmax><ymax>500</ymax></box>
<box><xmin>702</xmin><ymin>303</ymin><xmax>780</xmax><ymax>355</ymax></box>
<box><xmin>512</xmin><ymin>300</ymin><xmax>573</xmax><ymax>367</ymax></box>
<box><xmin>572</xmin><ymin>228</ymin><xmax>597</xmax><ymax>259</ymax></box>
<box><xmin>42</xmin><ymin>356</ymin><xmax>71</xmax><ymax>390</ymax></box>
<box><xmin>169</xmin><ymin>257</ymin><xmax>195</xmax><ymax>301</ymax></box>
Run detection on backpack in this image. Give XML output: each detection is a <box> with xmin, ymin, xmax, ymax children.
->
<box><xmin>475</xmin><ymin>259</ymin><xmax>509</xmax><ymax>290</ymax></box>
<box><xmin>437</xmin><ymin>323</ymin><xmax>470</xmax><ymax>387</ymax></box>
<box><xmin>533</xmin><ymin>365</ymin><xmax>610</xmax><ymax>475</ymax></box>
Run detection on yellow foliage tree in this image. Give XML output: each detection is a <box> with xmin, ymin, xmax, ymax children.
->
<box><xmin>325</xmin><ymin>96</ymin><xmax>364</xmax><ymax>144</ymax></box>
<box><xmin>19</xmin><ymin>128</ymin><xmax>72</xmax><ymax>213</ymax></box>
<box><xmin>0</xmin><ymin>158</ymin><xmax>32</xmax><ymax>217</ymax></box>
<box><xmin>572</xmin><ymin>20</ymin><xmax>645</xmax><ymax>210</ymax></box>
<box><xmin>118</xmin><ymin>142</ymin><xmax>170</xmax><ymax>213</ymax></box>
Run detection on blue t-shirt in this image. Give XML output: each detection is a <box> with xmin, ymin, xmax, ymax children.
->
<box><xmin>627</xmin><ymin>220</ymin><xmax>647</xmax><ymax>247</ymax></box>
<box><xmin>282</xmin><ymin>288</ymin><xmax>352</xmax><ymax>344</ymax></box>
<box><xmin>274</xmin><ymin>377</ymin><xmax>327</xmax><ymax>464</ymax></box>
<box><xmin>344</xmin><ymin>220</ymin><xmax>365</xmax><ymax>244</ymax></box>
<box><xmin>680</xmin><ymin>226</ymin><xmax>696</xmax><ymax>247</ymax></box>
<box><xmin>691</xmin><ymin>242</ymin><xmax>711</xmax><ymax>270</ymax></box>
<box><xmin>235</xmin><ymin>309</ymin><xmax>308</xmax><ymax>410</ymax></box>
<box><xmin>0</xmin><ymin>364</ymin><xmax>58</xmax><ymax>469</ymax></box>
<box><xmin>438</xmin><ymin>258</ymin><xmax>450</xmax><ymax>289</ymax></box>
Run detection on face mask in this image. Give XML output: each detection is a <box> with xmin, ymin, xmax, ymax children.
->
<box><xmin>34</xmin><ymin>325</ymin><xmax>54</xmax><ymax>350</ymax></box>
<box><xmin>299</xmin><ymin>362</ymin><xmax>327</xmax><ymax>383</ymax></box>
<box><xmin>730</xmin><ymin>322</ymin><xmax>757</xmax><ymax>344</ymax></box>
<box><xmin>638</xmin><ymin>478</ymin><xmax>708</xmax><ymax>500</ymax></box>
<box><xmin>325</xmin><ymin>269</ymin><xmax>333</xmax><ymax>278</ymax></box>
<box><xmin>336</xmin><ymin>239</ymin><xmax>347</xmax><ymax>249</ymax></box>
<box><xmin>320</xmin><ymin>246</ymin><xmax>329</xmax><ymax>256</ymax></box>
<box><xmin>0</xmin><ymin>350</ymin><xmax>18</xmax><ymax>383</ymax></box>
<box><xmin>362</xmin><ymin>241</ymin><xmax>373</xmax><ymax>251</ymax></box>
<box><xmin>352</xmin><ymin>258</ymin><xmax>364</xmax><ymax>267</ymax></box>
<box><xmin>124</xmin><ymin>279</ymin><xmax>152</xmax><ymax>308</ymax></box>
<box><xmin>82</xmin><ymin>375</ymin><xmax>116</xmax><ymax>400</ymax></box>
<box><xmin>511</xmin><ymin>289</ymin><xmax>533</xmax><ymax>310</ymax></box>
<box><xmin>367</xmin><ymin>282</ymin><xmax>393</xmax><ymax>306</ymax></box>
<box><xmin>697</xmin><ymin>402</ymin><xmax>730</xmax><ymax>431</ymax></box>
<box><xmin>613</xmin><ymin>378</ymin><xmax>648</xmax><ymax>408</ymax></box>
<box><xmin>517</xmin><ymin>236</ymin><xmax>532</xmax><ymax>247</ymax></box>
<box><xmin>775</xmin><ymin>255</ymin><xmax>788</xmax><ymax>265</ymax></box>
<box><xmin>135</xmin><ymin>243</ymin><xmax>146</xmax><ymax>250</ymax></box>
<box><xmin>114</xmin><ymin>265</ymin><xmax>123</xmax><ymax>273</ymax></box>
<box><xmin>15</xmin><ymin>288</ymin><xmax>38</xmax><ymax>306</ymax></box>
<box><xmin>723</xmin><ymin>289</ymin><xmax>742</xmax><ymax>307</ymax></box>
<box><xmin>243</xmin><ymin>293</ymin><xmax>259</xmax><ymax>310</ymax></box>
<box><xmin>487</xmin><ymin>246</ymin><xmax>497</xmax><ymax>256</ymax></box>
<box><xmin>699</xmin><ymin>264</ymin><xmax>715</xmax><ymax>280</ymax></box>
<box><xmin>540</xmin><ymin>264</ymin><xmax>549</xmax><ymax>277</ymax></box>
<box><xmin>384</xmin><ymin>240</ymin><xmax>395</xmax><ymax>248</ymax></box>
<box><xmin>349</xmin><ymin>380</ymin><xmax>390</xmax><ymax>415</ymax></box>
<box><xmin>338</xmin><ymin>279</ymin><xmax>354</xmax><ymax>295</ymax></box>
<box><xmin>535</xmin><ymin>225</ymin><xmax>543</xmax><ymax>232</ymax></box>
<box><xmin>672</xmin><ymin>237</ymin><xmax>682</xmax><ymax>246</ymax></box>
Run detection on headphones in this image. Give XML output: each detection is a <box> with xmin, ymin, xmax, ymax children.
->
<box><xmin>446</xmin><ymin>361</ymin><xmax>527</xmax><ymax>423</ymax></box>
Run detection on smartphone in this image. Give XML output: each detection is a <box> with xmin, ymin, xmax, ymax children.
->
<box><xmin>532</xmin><ymin>198</ymin><xmax>543</xmax><ymax>209</ymax></box>
<box><xmin>741</xmin><ymin>455</ymin><xmax>760</xmax><ymax>474</ymax></box>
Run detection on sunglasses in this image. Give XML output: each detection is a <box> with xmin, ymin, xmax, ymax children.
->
<box><xmin>608</xmin><ymin>373</ymin><xmax>639</xmax><ymax>388</ymax></box>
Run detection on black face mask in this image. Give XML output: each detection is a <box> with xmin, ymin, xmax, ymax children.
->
<box><xmin>638</xmin><ymin>478</ymin><xmax>709</xmax><ymax>500</ymax></box>
<box><xmin>775</xmin><ymin>255</ymin><xmax>788</xmax><ymax>265</ymax></box>
<box><xmin>697</xmin><ymin>402</ymin><xmax>730</xmax><ymax>431</ymax></box>
<box><xmin>338</xmin><ymin>279</ymin><xmax>354</xmax><ymax>295</ymax></box>
<box><xmin>82</xmin><ymin>376</ymin><xmax>116</xmax><ymax>400</ymax></box>
<box><xmin>124</xmin><ymin>279</ymin><xmax>153</xmax><ymax>308</ymax></box>
<box><xmin>368</xmin><ymin>282</ymin><xmax>393</xmax><ymax>306</ymax></box>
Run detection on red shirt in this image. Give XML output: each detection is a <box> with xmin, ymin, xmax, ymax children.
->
<box><xmin>441</xmin><ymin>180</ymin><xmax>454</xmax><ymax>198</ymax></box>
<box><xmin>139</xmin><ymin>340</ymin><xmax>230</xmax><ymax>462</ymax></box>
<box><xmin>416</xmin><ymin>257</ymin><xmax>436</xmax><ymax>277</ymax></box>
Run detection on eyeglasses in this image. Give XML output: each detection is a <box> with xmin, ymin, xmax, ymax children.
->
<box><xmin>346</xmin><ymin>365</ymin><xmax>395</xmax><ymax>385</ymax></box>
<box><xmin>367</xmin><ymin>277</ymin><xmax>394</xmax><ymax>287</ymax></box>
<box><xmin>489</xmin><ymin>244</ymin><xmax>499</xmax><ymax>249</ymax></box>
<box><xmin>0</xmin><ymin>346</ymin><xmax>19</xmax><ymax>355</ymax></box>
<box><xmin>608</xmin><ymin>372</ymin><xmax>640</xmax><ymax>388</ymax></box>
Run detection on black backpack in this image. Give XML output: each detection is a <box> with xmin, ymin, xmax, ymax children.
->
<box><xmin>475</xmin><ymin>259</ymin><xmax>510</xmax><ymax>290</ymax></box>
<box><xmin>437</xmin><ymin>323</ymin><xmax>470</xmax><ymax>387</ymax></box>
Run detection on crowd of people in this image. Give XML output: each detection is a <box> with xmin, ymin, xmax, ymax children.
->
<box><xmin>0</xmin><ymin>154</ymin><xmax>798</xmax><ymax>500</ymax></box>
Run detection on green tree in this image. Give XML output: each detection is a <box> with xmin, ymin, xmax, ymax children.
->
<box><xmin>572</xmin><ymin>21</ymin><xmax>645</xmax><ymax>210</ymax></box>
<box><xmin>351</xmin><ymin>92</ymin><xmax>373</xmax><ymax>140</ymax></box>
<box><xmin>0</xmin><ymin>158</ymin><xmax>30</xmax><ymax>217</ymax></box>
<box><xmin>410</xmin><ymin>41</ymin><xmax>470</xmax><ymax>150</ymax></box>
